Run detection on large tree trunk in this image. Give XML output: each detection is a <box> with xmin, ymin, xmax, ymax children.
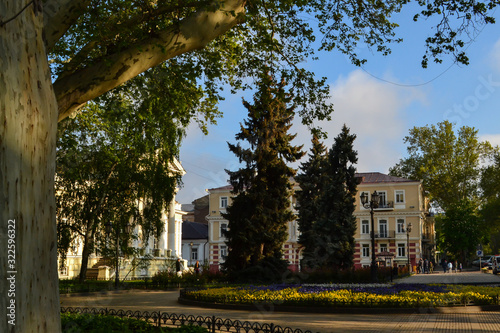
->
<box><xmin>0</xmin><ymin>2</ymin><xmax>61</xmax><ymax>332</ymax></box>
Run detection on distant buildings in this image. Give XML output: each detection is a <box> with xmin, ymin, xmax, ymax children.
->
<box><xmin>58</xmin><ymin>167</ymin><xmax>435</xmax><ymax>280</ymax></box>
<box><xmin>204</xmin><ymin>172</ymin><xmax>435</xmax><ymax>272</ymax></box>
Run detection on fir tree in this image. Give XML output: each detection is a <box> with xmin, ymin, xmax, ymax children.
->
<box><xmin>222</xmin><ymin>71</ymin><xmax>304</xmax><ymax>278</ymax></box>
<box><xmin>313</xmin><ymin>125</ymin><xmax>359</xmax><ymax>269</ymax></box>
<box><xmin>296</xmin><ymin>134</ymin><xmax>328</xmax><ymax>269</ymax></box>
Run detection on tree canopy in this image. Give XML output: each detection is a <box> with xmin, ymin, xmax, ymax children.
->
<box><xmin>389</xmin><ymin>121</ymin><xmax>495</xmax><ymax>211</ymax></box>
<box><xmin>43</xmin><ymin>0</ymin><xmax>500</xmax><ymax>124</ymax></box>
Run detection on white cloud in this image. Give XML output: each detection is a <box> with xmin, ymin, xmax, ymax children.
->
<box><xmin>294</xmin><ymin>69</ymin><xmax>425</xmax><ymax>173</ymax></box>
<box><xmin>489</xmin><ymin>38</ymin><xmax>500</xmax><ymax>73</ymax></box>
<box><xmin>480</xmin><ymin>134</ymin><xmax>500</xmax><ymax>148</ymax></box>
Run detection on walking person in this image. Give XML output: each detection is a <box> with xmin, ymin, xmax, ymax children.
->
<box><xmin>176</xmin><ymin>258</ymin><xmax>183</xmax><ymax>277</ymax></box>
<box><xmin>194</xmin><ymin>260</ymin><xmax>200</xmax><ymax>275</ymax></box>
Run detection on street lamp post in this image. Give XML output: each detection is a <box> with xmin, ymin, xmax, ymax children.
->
<box><xmin>406</xmin><ymin>222</ymin><xmax>412</xmax><ymax>273</ymax></box>
<box><xmin>360</xmin><ymin>190</ymin><xmax>380</xmax><ymax>283</ymax></box>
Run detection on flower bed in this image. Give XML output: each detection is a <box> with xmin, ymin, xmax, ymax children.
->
<box><xmin>182</xmin><ymin>284</ymin><xmax>500</xmax><ymax>308</ymax></box>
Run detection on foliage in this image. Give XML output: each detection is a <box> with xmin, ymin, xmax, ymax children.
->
<box><xmin>389</xmin><ymin>121</ymin><xmax>494</xmax><ymax>211</ymax></box>
<box><xmin>48</xmin><ymin>1</ymin><xmax>500</xmax><ymax>124</ymax></box>
<box><xmin>311</xmin><ymin>125</ymin><xmax>359</xmax><ymax>270</ymax></box>
<box><xmin>480</xmin><ymin>152</ymin><xmax>500</xmax><ymax>252</ymax></box>
<box><xmin>61</xmin><ymin>313</ymin><xmax>208</xmax><ymax>333</ymax></box>
<box><xmin>222</xmin><ymin>71</ymin><xmax>304</xmax><ymax>277</ymax></box>
<box><xmin>150</xmin><ymin>268</ymin><xmax>226</xmax><ymax>288</ymax></box>
<box><xmin>56</xmin><ymin>66</ymin><xmax>198</xmax><ymax>281</ymax></box>
<box><xmin>182</xmin><ymin>284</ymin><xmax>500</xmax><ymax>308</ymax></box>
<box><xmin>437</xmin><ymin>199</ymin><xmax>485</xmax><ymax>262</ymax></box>
<box><xmin>295</xmin><ymin>134</ymin><xmax>328</xmax><ymax>269</ymax></box>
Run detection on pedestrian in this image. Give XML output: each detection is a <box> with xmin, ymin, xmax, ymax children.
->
<box><xmin>176</xmin><ymin>258</ymin><xmax>183</xmax><ymax>277</ymax></box>
<box><xmin>418</xmin><ymin>258</ymin><xmax>423</xmax><ymax>274</ymax></box>
<box><xmin>424</xmin><ymin>259</ymin><xmax>429</xmax><ymax>274</ymax></box>
<box><xmin>194</xmin><ymin>260</ymin><xmax>200</xmax><ymax>275</ymax></box>
<box><xmin>448</xmin><ymin>261</ymin><xmax>453</xmax><ymax>273</ymax></box>
<box><xmin>442</xmin><ymin>259</ymin><xmax>447</xmax><ymax>273</ymax></box>
<box><xmin>459</xmin><ymin>262</ymin><xmax>463</xmax><ymax>272</ymax></box>
<box><xmin>454</xmin><ymin>261</ymin><xmax>458</xmax><ymax>273</ymax></box>
<box><xmin>429</xmin><ymin>261</ymin><xmax>434</xmax><ymax>273</ymax></box>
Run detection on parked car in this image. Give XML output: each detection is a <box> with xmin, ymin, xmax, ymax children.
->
<box><xmin>491</xmin><ymin>255</ymin><xmax>500</xmax><ymax>274</ymax></box>
<box><xmin>472</xmin><ymin>256</ymin><xmax>492</xmax><ymax>267</ymax></box>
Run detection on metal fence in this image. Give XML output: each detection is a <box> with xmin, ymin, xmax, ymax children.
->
<box><xmin>60</xmin><ymin>307</ymin><xmax>314</xmax><ymax>333</ymax></box>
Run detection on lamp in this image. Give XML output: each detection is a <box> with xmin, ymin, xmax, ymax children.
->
<box><xmin>406</xmin><ymin>222</ymin><xmax>412</xmax><ymax>273</ymax></box>
<box><xmin>360</xmin><ymin>191</ymin><xmax>379</xmax><ymax>283</ymax></box>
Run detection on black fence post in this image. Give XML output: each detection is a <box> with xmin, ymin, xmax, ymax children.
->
<box><xmin>158</xmin><ymin>311</ymin><xmax>161</xmax><ymax>327</ymax></box>
<box><xmin>212</xmin><ymin>315</ymin><xmax>216</xmax><ymax>333</ymax></box>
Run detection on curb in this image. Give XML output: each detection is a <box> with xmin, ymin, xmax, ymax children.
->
<box><xmin>178</xmin><ymin>297</ymin><xmax>500</xmax><ymax>314</ymax></box>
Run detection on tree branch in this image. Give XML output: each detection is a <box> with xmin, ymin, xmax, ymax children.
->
<box><xmin>43</xmin><ymin>0</ymin><xmax>91</xmax><ymax>51</ymax></box>
<box><xmin>54</xmin><ymin>0</ymin><xmax>246</xmax><ymax>122</ymax></box>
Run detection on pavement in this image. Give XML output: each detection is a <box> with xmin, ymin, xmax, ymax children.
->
<box><xmin>60</xmin><ymin>270</ymin><xmax>500</xmax><ymax>333</ymax></box>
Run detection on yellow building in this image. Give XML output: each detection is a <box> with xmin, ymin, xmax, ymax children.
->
<box><xmin>206</xmin><ymin>183</ymin><xmax>301</xmax><ymax>272</ymax></box>
<box><xmin>204</xmin><ymin>172</ymin><xmax>434</xmax><ymax>272</ymax></box>
<box><xmin>354</xmin><ymin>172</ymin><xmax>435</xmax><ymax>270</ymax></box>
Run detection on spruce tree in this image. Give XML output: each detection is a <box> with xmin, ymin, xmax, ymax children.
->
<box><xmin>313</xmin><ymin>125</ymin><xmax>359</xmax><ymax>269</ymax></box>
<box><xmin>296</xmin><ymin>134</ymin><xmax>328</xmax><ymax>269</ymax></box>
<box><xmin>222</xmin><ymin>72</ymin><xmax>304</xmax><ymax>278</ymax></box>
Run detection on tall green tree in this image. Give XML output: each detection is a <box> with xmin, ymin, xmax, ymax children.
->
<box><xmin>311</xmin><ymin>125</ymin><xmax>359</xmax><ymax>269</ymax></box>
<box><xmin>389</xmin><ymin>121</ymin><xmax>494</xmax><ymax>211</ymax></box>
<box><xmin>437</xmin><ymin>199</ymin><xmax>485</xmax><ymax>263</ymax></box>
<box><xmin>56</xmin><ymin>65</ymin><xmax>199</xmax><ymax>283</ymax></box>
<box><xmin>2</xmin><ymin>1</ymin><xmax>498</xmax><ymax>331</ymax></box>
<box><xmin>480</xmin><ymin>152</ymin><xmax>500</xmax><ymax>252</ymax></box>
<box><xmin>296</xmin><ymin>134</ymin><xmax>328</xmax><ymax>269</ymax></box>
<box><xmin>222</xmin><ymin>71</ymin><xmax>304</xmax><ymax>279</ymax></box>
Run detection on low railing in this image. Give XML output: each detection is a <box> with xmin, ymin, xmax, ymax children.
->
<box><xmin>60</xmin><ymin>307</ymin><xmax>314</xmax><ymax>333</ymax></box>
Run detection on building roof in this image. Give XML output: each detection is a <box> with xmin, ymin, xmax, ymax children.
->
<box><xmin>206</xmin><ymin>173</ymin><xmax>418</xmax><ymax>192</ymax></box>
<box><xmin>207</xmin><ymin>184</ymin><xmax>233</xmax><ymax>192</ymax></box>
<box><xmin>355</xmin><ymin>172</ymin><xmax>418</xmax><ymax>184</ymax></box>
<box><xmin>182</xmin><ymin>221</ymin><xmax>208</xmax><ymax>240</ymax></box>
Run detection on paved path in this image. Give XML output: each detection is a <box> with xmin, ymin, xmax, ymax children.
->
<box><xmin>61</xmin><ymin>271</ymin><xmax>500</xmax><ymax>333</ymax></box>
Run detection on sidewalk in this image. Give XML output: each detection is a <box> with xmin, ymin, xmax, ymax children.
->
<box><xmin>60</xmin><ymin>271</ymin><xmax>500</xmax><ymax>333</ymax></box>
<box><xmin>394</xmin><ymin>269</ymin><xmax>500</xmax><ymax>284</ymax></box>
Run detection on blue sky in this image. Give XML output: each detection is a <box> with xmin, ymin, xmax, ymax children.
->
<box><xmin>177</xmin><ymin>11</ymin><xmax>500</xmax><ymax>204</ymax></box>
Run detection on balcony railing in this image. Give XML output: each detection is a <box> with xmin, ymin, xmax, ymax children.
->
<box><xmin>374</xmin><ymin>230</ymin><xmax>396</xmax><ymax>239</ymax></box>
<box><xmin>374</xmin><ymin>201</ymin><xmax>394</xmax><ymax>210</ymax></box>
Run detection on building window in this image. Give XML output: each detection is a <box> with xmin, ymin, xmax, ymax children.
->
<box><xmin>380</xmin><ymin>244</ymin><xmax>387</xmax><ymax>253</ymax></box>
<box><xmin>220</xmin><ymin>223</ymin><xmax>228</xmax><ymax>238</ymax></box>
<box><xmin>361</xmin><ymin>220</ymin><xmax>369</xmax><ymax>234</ymax></box>
<box><xmin>220</xmin><ymin>245</ymin><xmax>227</xmax><ymax>260</ymax></box>
<box><xmin>362</xmin><ymin>244</ymin><xmax>370</xmax><ymax>257</ymax></box>
<box><xmin>395</xmin><ymin>190</ymin><xmax>405</xmax><ymax>203</ymax></box>
<box><xmin>379</xmin><ymin>219</ymin><xmax>388</xmax><ymax>238</ymax></box>
<box><xmin>397</xmin><ymin>219</ymin><xmax>405</xmax><ymax>233</ymax></box>
<box><xmin>220</xmin><ymin>196</ymin><xmax>228</xmax><ymax>208</ymax></box>
<box><xmin>360</xmin><ymin>191</ymin><xmax>370</xmax><ymax>207</ymax></box>
<box><xmin>191</xmin><ymin>247</ymin><xmax>198</xmax><ymax>261</ymax></box>
<box><xmin>378</xmin><ymin>191</ymin><xmax>387</xmax><ymax>206</ymax></box>
<box><xmin>398</xmin><ymin>243</ymin><xmax>406</xmax><ymax>257</ymax></box>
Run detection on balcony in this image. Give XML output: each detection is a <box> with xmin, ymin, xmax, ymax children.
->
<box><xmin>374</xmin><ymin>230</ymin><xmax>396</xmax><ymax>239</ymax></box>
<box><xmin>374</xmin><ymin>201</ymin><xmax>394</xmax><ymax>211</ymax></box>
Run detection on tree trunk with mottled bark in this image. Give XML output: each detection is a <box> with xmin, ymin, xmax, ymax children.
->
<box><xmin>0</xmin><ymin>2</ymin><xmax>61</xmax><ymax>332</ymax></box>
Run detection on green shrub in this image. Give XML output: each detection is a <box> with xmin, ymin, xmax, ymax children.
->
<box><xmin>61</xmin><ymin>313</ymin><xmax>208</xmax><ymax>333</ymax></box>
